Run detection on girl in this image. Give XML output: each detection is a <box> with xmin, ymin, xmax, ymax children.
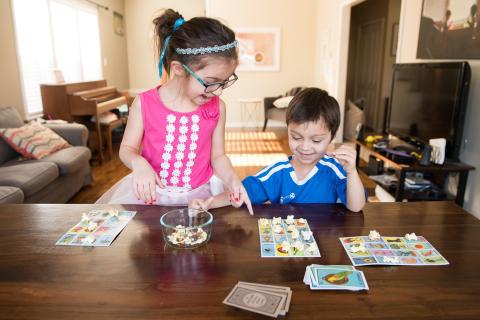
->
<box><xmin>97</xmin><ymin>9</ymin><xmax>253</xmax><ymax>214</ymax></box>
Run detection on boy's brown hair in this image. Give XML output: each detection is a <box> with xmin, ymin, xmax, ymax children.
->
<box><xmin>286</xmin><ymin>87</ymin><xmax>340</xmax><ymax>139</ymax></box>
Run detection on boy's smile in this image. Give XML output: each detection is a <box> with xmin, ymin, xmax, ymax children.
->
<box><xmin>288</xmin><ymin>120</ymin><xmax>332</xmax><ymax>168</ymax></box>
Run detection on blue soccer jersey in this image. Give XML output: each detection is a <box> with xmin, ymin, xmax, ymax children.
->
<box><xmin>242</xmin><ymin>155</ymin><xmax>347</xmax><ymax>205</ymax></box>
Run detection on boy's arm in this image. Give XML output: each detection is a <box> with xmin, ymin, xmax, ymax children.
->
<box><xmin>328</xmin><ymin>145</ymin><xmax>366</xmax><ymax>212</ymax></box>
<box><xmin>346</xmin><ymin>169</ymin><xmax>366</xmax><ymax>212</ymax></box>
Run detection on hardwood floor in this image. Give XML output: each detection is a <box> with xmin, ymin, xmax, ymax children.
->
<box><xmin>69</xmin><ymin>129</ymin><xmax>290</xmax><ymax>204</ymax></box>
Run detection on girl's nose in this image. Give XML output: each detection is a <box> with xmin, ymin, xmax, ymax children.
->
<box><xmin>211</xmin><ymin>87</ymin><xmax>223</xmax><ymax>96</ymax></box>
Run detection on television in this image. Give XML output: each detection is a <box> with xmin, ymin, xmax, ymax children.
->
<box><xmin>386</xmin><ymin>62</ymin><xmax>470</xmax><ymax>160</ymax></box>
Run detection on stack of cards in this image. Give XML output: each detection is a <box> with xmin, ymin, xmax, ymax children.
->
<box><xmin>303</xmin><ymin>264</ymin><xmax>369</xmax><ymax>291</ymax></box>
<box><xmin>223</xmin><ymin>282</ymin><xmax>292</xmax><ymax>318</ymax></box>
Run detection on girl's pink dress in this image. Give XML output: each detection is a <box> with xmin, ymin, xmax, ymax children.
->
<box><xmin>96</xmin><ymin>87</ymin><xmax>224</xmax><ymax>205</ymax></box>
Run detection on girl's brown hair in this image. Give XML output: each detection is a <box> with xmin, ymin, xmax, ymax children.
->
<box><xmin>153</xmin><ymin>9</ymin><xmax>237</xmax><ymax>75</ymax></box>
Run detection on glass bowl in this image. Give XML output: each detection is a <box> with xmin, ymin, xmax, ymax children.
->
<box><xmin>160</xmin><ymin>208</ymin><xmax>213</xmax><ymax>249</ymax></box>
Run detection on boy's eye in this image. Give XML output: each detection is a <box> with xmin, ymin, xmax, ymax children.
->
<box><xmin>312</xmin><ymin>140</ymin><xmax>322</xmax><ymax>144</ymax></box>
<box><xmin>291</xmin><ymin>136</ymin><xmax>301</xmax><ymax>140</ymax></box>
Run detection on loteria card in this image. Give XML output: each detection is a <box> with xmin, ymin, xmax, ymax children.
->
<box><xmin>303</xmin><ymin>264</ymin><xmax>368</xmax><ymax>291</ymax></box>
<box><xmin>310</xmin><ymin>267</ymin><xmax>369</xmax><ymax>291</ymax></box>
<box><xmin>303</xmin><ymin>264</ymin><xmax>356</xmax><ymax>286</ymax></box>
<box><xmin>258</xmin><ymin>216</ymin><xmax>320</xmax><ymax>258</ymax></box>
<box><xmin>56</xmin><ymin>209</ymin><xmax>136</xmax><ymax>247</ymax></box>
<box><xmin>340</xmin><ymin>234</ymin><xmax>449</xmax><ymax>266</ymax></box>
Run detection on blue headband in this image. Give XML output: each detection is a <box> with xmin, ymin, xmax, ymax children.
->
<box><xmin>158</xmin><ymin>18</ymin><xmax>185</xmax><ymax>79</ymax></box>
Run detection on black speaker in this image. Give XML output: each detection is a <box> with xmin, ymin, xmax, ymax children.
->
<box><xmin>366</xmin><ymin>155</ymin><xmax>384</xmax><ymax>175</ymax></box>
<box><xmin>419</xmin><ymin>144</ymin><xmax>432</xmax><ymax>166</ymax></box>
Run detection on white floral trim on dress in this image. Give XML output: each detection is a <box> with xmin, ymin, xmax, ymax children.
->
<box><xmin>181</xmin><ymin>114</ymin><xmax>200</xmax><ymax>189</ymax></box>
<box><xmin>160</xmin><ymin>114</ymin><xmax>176</xmax><ymax>186</ymax></box>
<box><xmin>158</xmin><ymin>113</ymin><xmax>201</xmax><ymax>192</ymax></box>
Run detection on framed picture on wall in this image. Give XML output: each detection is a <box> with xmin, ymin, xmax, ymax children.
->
<box><xmin>235</xmin><ymin>27</ymin><xmax>280</xmax><ymax>71</ymax></box>
<box><xmin>417</xmin><ymin>0</ymin><xmax>480</xmax><ymax>59</ymax></box>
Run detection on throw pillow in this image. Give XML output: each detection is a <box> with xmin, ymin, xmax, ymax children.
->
<box><xmin>273</xmin><ymin>96</ymin><xmax>294</xmax><ymax>109</ymax></box>
<box><xmin>0</xmin><ymin>122</ymin><xmax>70</xmax><ymax>159</ymax></box>
<box><xmin>343</xmin><ymin>99</ymin><xmax>365</xmax><ymax>141</ymax></box>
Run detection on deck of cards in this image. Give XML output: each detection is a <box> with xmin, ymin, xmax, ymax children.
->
<box><xmin>303</xmin><ymin>264</ymin><xmax>369</xmax><ymax>291</ymax></box>
<box><xmin>223</xmin><ymin>281</ymin><xmax>292</xmax><ymax>318</ymax></box>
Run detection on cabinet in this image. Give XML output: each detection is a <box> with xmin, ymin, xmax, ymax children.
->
<box><xmin>355</xmin><ymin>139</ymin><xmax>475</xmax><ymax>207</ymax></box>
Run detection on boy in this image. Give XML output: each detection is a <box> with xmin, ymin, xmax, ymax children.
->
<box><xmin>191</xmin><ymin>87</ymin><xmax>365</xmax><ymax>212</ymax></box>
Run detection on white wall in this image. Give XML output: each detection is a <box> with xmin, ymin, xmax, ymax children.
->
<box><xmin>208</xmin><ymin>0</ymin><xmax>317</xmax><ymax>127</ymax></box>
<box><xmin>96</xmin><ymin>0</ymin><xmax>130</xmax><ymax>90</ymax></box>
<box><xmin>0</xmin><ymin>0</ymin><xmax>24</xmax><ymax>119</ymax></box>
<box><xmin>124</xmin><ymin>0</ymin><xmax>205</xmax><ymax>91</ymax></box>
<box><xmin>397</xmin><ymin>0</ymin><xmax>480</xmax><ymax>218</ymax></box>
<box><xmin>314</xmin><ymin>0</ymin><xmax>365</xmax><ymax>142</ymax></box>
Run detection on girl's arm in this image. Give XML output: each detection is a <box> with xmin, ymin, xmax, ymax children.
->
<box><xmin>210</xmin><ymin>99</ymin><xmax>254</xmax><ymax>215</ymax></box>
<box><xmin>120</xmin><ymin>97</ymin><xmax>163</xmax><ymax>204</ymax></box>
<box><xmin>189</xmin><ymin>192</ymin><xmax>231</xmax><ymax>211</ymax></box>
<box><xmin>327</xmin><ymin>145</ymin><xmax>366</xmax><ymax>212</ymax></box>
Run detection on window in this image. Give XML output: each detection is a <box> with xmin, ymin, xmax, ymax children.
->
<box><xmin>12</xmin><ymin>0</ymin><xmax>102</xmax><ymax>117</ymax></box>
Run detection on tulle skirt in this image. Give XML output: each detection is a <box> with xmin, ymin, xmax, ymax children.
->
<box><xmin>95</xmin><ymin>174</ymin><xmax>225</xmax><ymax>205</ymax></box>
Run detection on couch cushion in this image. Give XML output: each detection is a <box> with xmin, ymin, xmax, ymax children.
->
<box><xmin>267</xmin><ymin>107</ymin><xmax>287</xmax><ymax>122</ymax></box>
<box><xmin>0</xmin><ymin>122</ymin><xmax>70</xmax><ymax>160</ymax></box>
<box><xmin>0</xmin><ymin>186</ymin><xmax>24</xmax><ymax>204</ymax></box>
<box><xmin>273</xmin><ymin>96</ymin><xmax>294</xmax><ymax>109</ymax></box>
<box><xmin>0</xmin><ymin>106</ymin><xmax>23</xmax><ymax>164</ymax></box>
<box><xmin>40</xmin><ymin>146</ymin><xmax>91</xmax><ymax>175</ymax></box>
<box><xmin>0</xmin><ymin>161</ymin><xmax>59</xmax><ymax>197</ymax></box>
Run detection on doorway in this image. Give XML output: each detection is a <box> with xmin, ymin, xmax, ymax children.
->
<box><xmin>345</xmin><ymin>0</ymin><xmax>402</xmax><ymax>134</ymax></box>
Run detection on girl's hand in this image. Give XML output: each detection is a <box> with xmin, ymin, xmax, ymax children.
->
<box><xmin>189</xmin><ymin>197</ymin><xmax>214</xmax><ymax>211</ymax></box>
<box><xmin>327</xmin><ymin>145</ymin><xmax>357</xmax><ymax>174</ymax></box>
<box><xmin>229</xmin><ymin>179</ymin><xmax>254</xmax><ymax>215</ymax></box>
<box><xmin>132</xmin><ymin>157</ymin><xmax>164</xmax><ymax>204</ymax></box>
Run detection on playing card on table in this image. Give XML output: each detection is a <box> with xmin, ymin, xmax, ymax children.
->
<box><xmin>304</xmin><ymin>265</ymin><xmax>368</xmax><ymax>291</ymax></box>
<box><xmin>237</xmin><ymin>282</ymin><xmax>291</xmax><ymax>315</ymax></box>
<box><xmin>303</xmin><ymin>264</ymin><xmax>355</xmax><ymax>286</ymax></box>
<box><xmin>223</xmin><ymin>283</ymin><xmax>288</xmax><ymax>318</ymax></box>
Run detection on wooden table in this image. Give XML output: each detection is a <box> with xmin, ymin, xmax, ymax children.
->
<box><xmin>1</xmin><ymin>202</ymin><xmax>480</xmax><ymax>319</ymax></box>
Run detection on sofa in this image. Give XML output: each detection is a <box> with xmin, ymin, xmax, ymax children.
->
<box><xmin>0</xmin><ymin>106</ymin><xmax>92</xmax><ymax>203</ymax></box>
<box><xmin>263</xmin><ymin>87</ymin><xmax>305</xmax><ymax>131</ymax></box>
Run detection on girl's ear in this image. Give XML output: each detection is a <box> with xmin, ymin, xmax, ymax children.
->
<box><xmin>170</xmin><ymin>61</ymin><xmax>186</xmax><ymax>77</ymax></box>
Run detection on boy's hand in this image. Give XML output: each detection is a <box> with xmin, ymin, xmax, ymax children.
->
<box><xmin>327</xmin><ymin>145</ymin><xmax>357</xmax><ymax>174</ymax></box>
<box><xmin>229</xmin><ymin>179</ymin><xmax>254</xmax><ymax>215</ymax></box>
<box><xmin>132</xmin><ymin>157</ymin><xmax>165</xmax><ymax>204</ymax></box>
<box><xmin>189</xmin><ymin>197</ymin><xmax>214</xmax><ymax>211</ymax></box>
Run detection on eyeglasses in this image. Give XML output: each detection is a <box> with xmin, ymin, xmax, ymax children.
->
<box><xmin>182</xmin><ymin>64</ymin><xmax>238</xmax><ymax>95</ymax></box>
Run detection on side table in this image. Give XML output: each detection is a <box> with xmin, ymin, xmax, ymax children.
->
<box><xmin>239</xmin><ymin>98</ymin><xmax>262</xmax><ymax>129</ymax></box>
